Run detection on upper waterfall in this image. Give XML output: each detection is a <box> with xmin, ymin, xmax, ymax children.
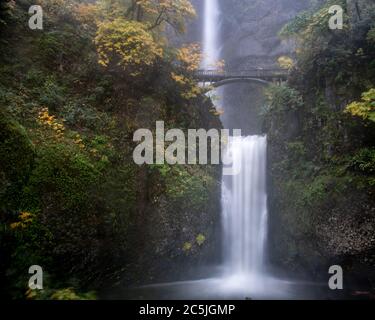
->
<box><xmin>202</xmin><ymin>0</ymin><xmax>220</xmax><ymax>69</ymax></box>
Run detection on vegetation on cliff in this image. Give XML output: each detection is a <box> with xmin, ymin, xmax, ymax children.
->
<box><xmin>0</xmin><ymin>0</ymin><xmax>221</xmax><ymax>299</ymax></box>
<box><xmin>265</xmin><ymin>0</ymin><xmax>375</xmax><ymax>289</ymax></box>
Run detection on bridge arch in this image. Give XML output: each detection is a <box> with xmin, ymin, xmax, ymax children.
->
<box><xmin>210</xmin><ymin>77</ymin><xmax>270</xmax><ymax>88</ymax></box>
<box><xmin>194</xmin><ymin>69</ymin><xmax>288</xmax><ymax>88</ymax></box>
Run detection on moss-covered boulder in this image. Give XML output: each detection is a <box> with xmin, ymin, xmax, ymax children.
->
<box><xmin>0</xmin><ymin>109</ymin><xmax>35</xmax><ymax>212</ymax></box>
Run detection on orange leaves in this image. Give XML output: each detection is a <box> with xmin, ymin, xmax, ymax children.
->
<box><xmin>10</xmin><ymin>212</ymin><xmax>34</xmax><ymax>230</ymax></box>
<box><xmin>345</xmin><ymin>88</ymin><xmax>375</xmax><ymax>122</ymax></box>
<box><xmin>95</xmin><ymin>19</ymin><xmax>163</xmax><ymax>75</ymax></box>
<box><xmin>277</xmin><ymin>56</ymin><xmax>294</xmax><ymax>70</ymax></box>
<box><xmin>137</xmin><ymin>0</ymin><xmax>196</xmax><ymax>34</ymax></box>
<box><xmin>170</xmin><ymin>43</ymin><xmax>204</xmax><ymax>100</ymax></box>
<box><xmin>38</xmin><ymin>107</ymin><xmax>65</xmax><ymax>139</ymax></box>
<box><xmin>176</xmin><ymin>43</ymin><xmax>202</xmax><ymax>72</ymax></box>
<box><xmin>73</xmin><ymin>3</ymin><xmax>99</xmax><ymax>29</ymax></box>
<box><xmin>73</xmin><ymin>134</ymin><xmax>85</xmax><ymax>149</ymax></box>
<box><xmin>170</xmin><ymin>72</ymin><xmax>188</xmax><ymax>85</ymax></box>
<box><xmin>170</xmin><ymin>71</ymin><xmax>203</xmax><ymax>100</ymax></box>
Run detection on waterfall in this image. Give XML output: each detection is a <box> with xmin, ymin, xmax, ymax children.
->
<box><xmin>202</xmin><ymin>0</ymin><xmax>220</xmax><ymax>69</ymax></box>
<box><xmin>203</xmin><ymin>0</ymin><xmax>269</xmax><ymax>282</ymax></box>
<box><xmin>222</xmin><ymin>136</ymin><xmax>268</xmax><ymax>277</ymax></box>
<box><xmin>122</xmin><ymin>1</ymin><xmax>302</xmax><ymax>300</ymax></box>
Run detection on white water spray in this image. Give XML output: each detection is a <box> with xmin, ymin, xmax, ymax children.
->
<box><xmin>122</xmin><ymin>1</ymin><xmax>304</xmax><ymax>299</ymax></box>
<box><xmin>203</xmin><ymin>0</ymin><xmax>269</xmax><ymax>286</ymax></box>
<box><xmin>222</xmin><ymin>136</ymin><xmax>268</xmax><ymax>279</ymax></box>
<box><xmin>202</xmin><ymin>0</ymin><xmax>220</xmax><ymax>69</ymax></box>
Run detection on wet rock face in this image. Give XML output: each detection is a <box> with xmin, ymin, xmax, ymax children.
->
<box><xmin>166</xmin><ymin>0</ymin><xmax>203</xmax><ymax>46</ymax></box>
<box><xmin>264</xmin><ymin>0</ymin><xmax>375</xmax><ymax>290</ymax></box>
<box><xmin>121</xmin><ymin>96</ymin><xmax>223</xmax><ymax>287</ymax></box>
<box><xmin>219</xmin><ymin>0</ymin><xmax>310</xmax><ymax>69</ymax></box>
<box><xmin>316</xmin><ymin>201</ymin><xmax>375</xmax><ymax>258</ymax></box>
<box><xmin>217</xmin><ymin>0</ymin><xmax>309</xmax><ymax>136</ymax></box>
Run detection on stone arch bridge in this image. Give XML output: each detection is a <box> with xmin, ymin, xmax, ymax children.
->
<box><xmin>194</xmin><ymin>68</ymin><xmax>288</xmax><ymax>87</ymax></box>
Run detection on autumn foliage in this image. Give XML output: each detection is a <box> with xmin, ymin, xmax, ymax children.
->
<box><xmin>95</xmin><ymin>19</ymin><xmax>163</xmax><ymax>76</ymax></box>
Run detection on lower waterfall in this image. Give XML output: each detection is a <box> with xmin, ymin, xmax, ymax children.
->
<box><xmin>222</xmin><ymin>136</ymin><xmax>268</xmax><ymax>277</ymax></box>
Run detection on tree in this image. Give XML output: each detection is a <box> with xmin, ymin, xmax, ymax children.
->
<box><xmin>367</xmin><ymin>26</ymin><xmax>375</xmax><ymax>44</ymax></box>
<box><xmin>175</xmin><ymin>43</ymin><xmax>201</xmax><ymax>72</ymax></box>
<box><xmin>277</xmin><ymin>56</ymin><xmax>294</xmax><ymax>70</ymax></box>
<box><xmin>95</xmin><ymin>18</ymin><xmax>163</xmax><ymax>76</ymax></box>
<box><xmin>0</xmin><ymin>0</ymin><xmax>11</xmax><ymax>26</ymax></box>
<box><xmin>345</xmin><ymin>88</ymin><xmax>375</xmax><ymax>122</ymax></box>
<box><xmin>137</xmin><ymin>0</ymin><xmax>196</xmax><ymax>34</ymax></box>
<box><xmin>99</xmin><ymin>0</ymin><xmax>196</xmax><ymax>34</ymax></box>
<box><xmin>170</xmin><ymin>43</ymin><xmax>204</xmax><ymax>100</ymax></box>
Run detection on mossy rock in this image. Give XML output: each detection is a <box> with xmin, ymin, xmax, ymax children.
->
<box><xmin>0</xmin><ymin>109</ymin><xmax>35</xmax><ymax>210</ymax></box>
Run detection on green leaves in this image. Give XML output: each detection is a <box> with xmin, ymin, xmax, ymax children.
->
<box><xmin>349</xmin><ymin>148</ymin><xmax>375</xmax><ymax>174</ymax></box>
<box><xmin>280</xmin><ymin>0</ymin><xmax>348</xmax><ymax>39</ymax></box>
<box><xmin>264</xmin><ymin>84</ymin><xmax>303</xmax><ymax>114</ymax></box>
<box><xmin>345</xmin><ymin>88</ymin><xmax>375</xmax><ymax>122</ymax></box>
<box><xmin>196</xmin><ymin>234</ymin><xmax>206</xmax><ymax>246</ymax></box>
<box><xmin>367</xmin><ymin>26</ymin><xmax>375</xmax><ymax>44</ymax></box>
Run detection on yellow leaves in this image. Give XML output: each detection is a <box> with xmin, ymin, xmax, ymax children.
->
<box><xmin>345</xmin><ymin>88</ymin><xmax>375</xmax><ymax>122</ymax></box>
<box><xmin>196</xmin><ymin>234</ymin><xmax>206</xmax><ymax>246</ymax></box>
<box><xmin>171</xmin><ymin>71</ymin><xmax>203</xmax><ymax>100</ymax></box>
<box><xmin>277</xmin><ymin>56</ymin><xmax>294</xmax><ymax>70</ymax></box>
<box><xmin>25</xmin><ymin>288</ymin><xmax>38</xmax><ymax>300</ymax></box>
<box><xmin>90</xmin><ymin>148</ymin><xmax>99</xmax><ymax>155</ymax></box>
<box><xmin>10</xmin><ymin>212</ymin><xmax>34</xmax><ymax>230</ymax></box>
<box><xmin>172</xmin><ymin>43</ymin><xmax>224</xmax><ymax>100</ymax></box>
<box><xmin>38</xmin><ymin>108</ymin><xmax>65</xmax><ymax>139</ymax></box>
<box><xmin>98</xmin><ymin>57</ymin><xmax>109</xmax><ymax>67</ymax></box>
<box><xmin>37</xmin><ymin>108</ymin><xmax>90</xmax><ymax>152</ymax></box>
<box><xmin>181</xmin><ymin>84</ymin><xmax>202</xmax><ymax>100</ymax></box>
<box><xmin>10</xmin><ymin>222</ymin><xmax>21</xmax><ymax>229</ymax></box>
<box><xmin>137</xmin><ymin>0</ymin><xmax>196</xmax><ymax>34</ymax></box>
<box><xmin>176</xmin><ymin>43</ymin><xmax>202</xmax><ymax>72</ymax></box>
<box><xmin>20</xmin><ymin>211</ymin><xmax>32</xmax><ymax>220</ymax></box>
<box><xmin>73</xmin><ymin>3</ymin><xmax>99</xmax><ymax>28</ymax></box>
<box><xmin>210</xmin><ymin>108</ymin><xmax>225</xmax><ymax>117</ymax></box>
<box><xmin>50</xmin><ymin>288</ymin><xmax>82</xmax><ymax>300</ymax></box>
<box><xmin>95</xmin><ymin>19</ymin><xmax>163</xmax><ymax>75</ymax></box>
<box><xmin>182</xmin><ymin>234</ymin><xmax>206</xmax><ymax>252</ymax></box>
<box><xmin>74</xmin><ymin>134</ymin><xmax>85</xmax><ymax>149</ymax></box>
<box><xmin>137</xmin><ymin>0</ymin><xmax>159</xmax><ymax>15</ymax></box>
<box><xmin>346</xmin><ymin>102</ymin><xmax>368</xmax><ymax>118</ymax></box>
<box><xmin>171</xmin><ymin>43</ymin><xmax>206</xmax><ymax>100</ymax></box>
<box><xmin>183</xmin><ymin>242</ymin><xmax>192</xmax><ymax>252</ymax></box>
<box><xmin>171</xmin><ymin>72</ymin><xmax>187</xmax><ymax>85</ymax></box>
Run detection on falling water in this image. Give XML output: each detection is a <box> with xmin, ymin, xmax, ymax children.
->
<box><xmin>201</xmin><ymin>0</ymin><xmax>270</xmax><ymax>292</ymax></box>
<box><xmin>202</xmin><ymin>0</ymin><xmax>220</xmax><ymax>69</ymax></box>
<box><xmin>202</xmin><ymin>0</ymin><xmax>269</xmax><ymax>279</ymax></box>
<box><xmin>115</xmin><ymin>0</ymin><xmax>312</xmax><ymax>299</ymax></box>
<box><xmin>222</xmin><ymin>136</ymin><xmax>268</xmax><ymax>280</ymax></box>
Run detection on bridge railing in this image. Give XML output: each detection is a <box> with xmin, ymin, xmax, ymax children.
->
<box><xmin>194</xmin><ymin>68</ymin><xmax>289</xmax><ymax>79</ymax></box>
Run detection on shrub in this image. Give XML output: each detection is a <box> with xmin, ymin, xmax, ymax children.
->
<box><xmin>0</xmin><ymin>110</ymin><xmax>35</xmax><ymax>211</ymax></box>
<box><xmin>345</xmin><ymin>88</ymin><xmax>375</xmax><ymax>122</ymax></box>
<box><xmin>95</xmin><ymin>19</ymin><xmax>163</xmax><ymax>76</ymax></box>
<box><xmin>349</xmin><ymin>148</ymin><xmax>375</xmax><ymax>174</ymax></box>
<box><xmin>264</xmin><ymin>84</ymin><xmax>303</xmax><ymax>114</ymax></box>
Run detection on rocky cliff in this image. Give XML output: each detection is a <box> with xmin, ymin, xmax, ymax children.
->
<box><xmin>264</xmin><ymin>0</ymin><xmax>375</xmax><ymax>295</ymax></box>
<box><xmin>218</xmin><ymin>0</ymin><xmax>310</xmax><ymax>135</ymax></box>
